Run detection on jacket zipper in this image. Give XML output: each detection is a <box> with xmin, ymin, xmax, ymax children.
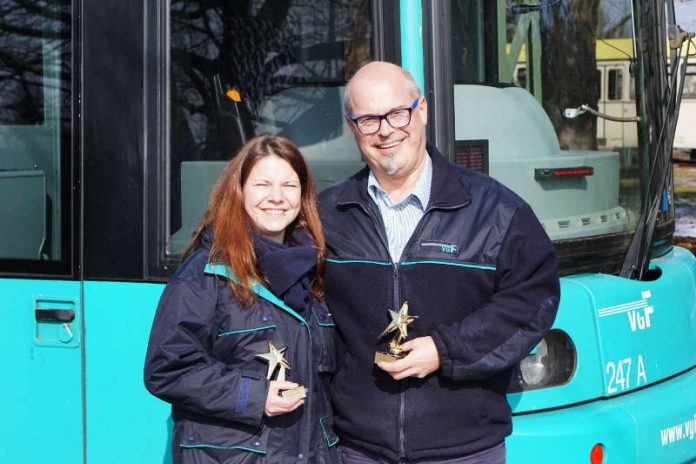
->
<box><xmin>393</xmin><ymin>263</ymin><xmax>407</xmax><ymax>459</ymax></box>
<box><xmin>365</xmin><ymin>199</ymin><xmax>407</xmax><ymax>459</ymax></box>
<box><xmin>341</xmin><ymin>167</ymin><xmax>473</xmax><ymax>460</ymax></box>
<box><xmin>393</xmin><ymin>203</ymin><xmax>452</xmax><ymax>459</ymax></box>
<box><xmin>363</xmin><ymin>197</ymin><xmax>469</xmax><ymax>459</ymax></box>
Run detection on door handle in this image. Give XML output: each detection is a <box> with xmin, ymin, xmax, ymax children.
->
<box><xmin>35</xmin><ymin>309</ymin><xmax>75</xmax><ymax>323</ymax></box>
<box><xmin>33</xmin><ymin>298</ymin><xmax>79</xmax><ymax>347</ymax></box>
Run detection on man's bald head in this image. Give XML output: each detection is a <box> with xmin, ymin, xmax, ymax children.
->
<box><xmin>344</xmin><ymin>61</ymin><xmax>421</xmax><ymax>114</ymax></box>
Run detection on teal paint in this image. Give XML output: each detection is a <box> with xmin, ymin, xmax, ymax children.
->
<box><xmin>508</xmin><ymin>366</ymin><xmax>696</xmax><ymax>463</ymax></box>
<box><xmin>508</xmin><ymin>247</ymin><xmax>696</xmax><ymax>414</ymax></box>
<box><xmin>84</xmin><ymin>280</ymin><xmax>170</xmax><ymax>464</ymax></box>
<box><xmin>507</xmin><ymin>247</ymin><xmax>696</xmax><ymax>462</ymax></box>
<box><xmin>0</xmin><ymin>279</ymin><xmax>83</xmax><ymax>464</ymax></box>
<box><xmin>5</xmin><ymin>248</ymin><xmax>696</xmax><ymax>464</ymax></box>
<box><xmin>400</xmin><ymin>0</ymin><xmax>424</xmax><ymax>93</ymax></box>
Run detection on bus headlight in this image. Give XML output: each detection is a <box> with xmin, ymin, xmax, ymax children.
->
<box><xmin>507</xmin><ymin>329</ymin><xmax>577</xmax><ymax>393</ymax></box>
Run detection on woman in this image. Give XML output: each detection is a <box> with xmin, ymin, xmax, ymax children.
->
<box><xmin>144</xmin><ymin>135</ymin><xmax>340</xmax><ymax>463</ymax></box>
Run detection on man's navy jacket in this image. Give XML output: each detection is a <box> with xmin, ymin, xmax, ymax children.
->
<box><xmin>319</xmin><ymin>145</ymin><xmax>560</xmax><ymax>461</ymax></box>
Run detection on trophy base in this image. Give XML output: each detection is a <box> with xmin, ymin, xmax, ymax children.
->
<box><xmin>280</xmin><ymin>386</ymin><xmax>307</xmax><ymax>399</ymax></box>
<box><xmin>374</xmin><ymin>351</ymin><xmax>403</xmax><ymax>364</ymax></box>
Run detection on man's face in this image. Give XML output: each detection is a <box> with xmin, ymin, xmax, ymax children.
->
<box><xmin>346</xmin><ymin>73</ymin><xmax>428</xmax><ymax>181</ymax></box>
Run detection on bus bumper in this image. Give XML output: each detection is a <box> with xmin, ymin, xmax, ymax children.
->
<box><xmin>507</xmin><ymin>366</ymin><xmax>696</xmax><ymax>464</ymax></box>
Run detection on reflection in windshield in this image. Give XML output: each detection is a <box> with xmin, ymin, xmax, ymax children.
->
<box><xmin>171</xmin><ymin>0</ymin><xmax>370</xmax><ymax>158</ymax></box>
<box><xmin>0</xmin><ymin>1</ymin><xmax>69</xmax><ymax>125</ymax></box>
<box><xmin>450</xmin><ymin>0</ymin><xmax>670</xmax><ymax>274</ymax></box>
<box><xmin>168</xmin><ymin>0</ymin><xmax>372</xmax><ymax>253</ymax></box>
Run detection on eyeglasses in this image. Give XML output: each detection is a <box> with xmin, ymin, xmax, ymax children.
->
<box><xmin>347</xmin><ymin>97</ymin><xmax>421</xmax><ymax>135</ymax></box>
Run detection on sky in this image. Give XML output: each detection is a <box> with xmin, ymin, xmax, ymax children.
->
<box><xmin>676</xmin><ymin>0</ymin><xmax>696</xmax><ymax>32</ymax></box>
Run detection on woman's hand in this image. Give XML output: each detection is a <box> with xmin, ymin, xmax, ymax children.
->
<box><xmin>264</xmin><ymin>381</ymin><xmax>305</xmax><ymax>417</ymax></box>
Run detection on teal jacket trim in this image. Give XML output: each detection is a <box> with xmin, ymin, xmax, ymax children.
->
<box><xmin>312</xmin><ymin>308</ymin><xmax>335</xmax><ymax>327</ymax></box>
<box><xmin>400</xmin><ymin>260</ymin><xmax>496</xmax><ymax>271</ymax></box>
<box><xmin>179</xmin><ymin>444</ymin><xmax>266</xmax><ymax>454</ymax></box>
<box><xmin>326</xmin><ymin>258</ymin><xmax>391</xmax><ymax>266</ymax></box>
<box><xmin>204</xmin><ymin>263</ymin><xmax>310</xmax><ymax>333</ymax></box>
<box><xmin>218</xmin><ymin>325</ymin><xmax>277</xmax><ymax>337</ymax></box>
<box><xmin>326</xmin><ymin>258</ymin><xmax>495</xmax><ymax>271</ymax></box>
<box><xmin>319</xmin><ymin>417</ymin><xmax>340</xmax><ymax>447</ymax></box>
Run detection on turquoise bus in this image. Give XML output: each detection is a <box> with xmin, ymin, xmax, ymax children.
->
<box><xmin>1</xmin><ymin>0</ymin><xmax>695</xmax><ymax>463</ymax></box>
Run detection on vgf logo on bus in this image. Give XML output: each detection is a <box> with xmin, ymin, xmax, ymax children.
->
<box><xmin>628</xmin><ymin>305</ymin><xmax>653</xmax><ymax>331</ymax></box>
<box><xmin>598</xmin><ymin>290</ymin><xmax>655</xmax><ymax>394</ymax></box>
<box><xmin>598</xmin><ymin>290</ymin><xmax>654</xmax><ymax>332</ymax></box>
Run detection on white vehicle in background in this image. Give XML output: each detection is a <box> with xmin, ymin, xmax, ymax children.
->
<box><xmin>515</xmin><ymin>39</ymin><xmax>695</xmax><ymax>156</ymax></box>
<box><xmin>674</xmin><ymin>58</ymin><xmax>696</xmax><ymax>157</ymax></box>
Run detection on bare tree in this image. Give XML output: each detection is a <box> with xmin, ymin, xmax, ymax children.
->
<box><xmin>0</xmin><ymin>0</ymin><xmax>70</xmax><ymax>125</ymax></box>
<box><xmin>540</xmin><ymin>1</ymin><xmax>601</xmax><ymax>150</ymax></box>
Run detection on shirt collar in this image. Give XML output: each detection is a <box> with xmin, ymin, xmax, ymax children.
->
<box><xmin>367</xmin><ymin>152</ymin><xmax>432</xmax><ymax>209</ymax></box>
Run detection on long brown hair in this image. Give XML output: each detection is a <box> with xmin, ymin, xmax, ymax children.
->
<box><xmin>185</xmin><ymin>134</ymin><xmax>326</xmax><ymax>306</ymax></box>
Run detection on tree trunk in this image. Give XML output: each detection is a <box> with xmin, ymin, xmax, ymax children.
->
<box><xmin>540</xmin><ymin>1</ymin><xmax>600</xmax><ymax>150</ymax></box>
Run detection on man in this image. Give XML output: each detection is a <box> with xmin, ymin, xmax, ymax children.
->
<box><xmin>319</xmin><ymin>61</ymin><xmax>560</xmax><ymax>463</ymax></box>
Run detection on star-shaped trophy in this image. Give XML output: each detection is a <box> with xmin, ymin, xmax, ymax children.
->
<box><xmin>255</xmin><ymin>341</ymin><xmax>306</xmax><ymax>399</ymax></box>
<box><xmin>374</xmin><ymin>301</ymin><xmax>418</xmax><ymax>364</ymax></box>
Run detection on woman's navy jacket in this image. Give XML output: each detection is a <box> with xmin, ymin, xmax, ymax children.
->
<box><xmin>144</xmin><ymin>239</ymin><xmax>340</xmax><ymax>464</ymax></box>
<box><xmin>319</xmin><ymin>146</ymin><xmax>560</xmax><ymax>462</ymax></box>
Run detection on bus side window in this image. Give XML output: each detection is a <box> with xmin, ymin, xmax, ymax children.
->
<box><xmin>0</xmin><ymin>2</ymin><xmax>71</xmax><ymax>267</ymax></box>
<box><xmin>608</xmin><ymin>68</ymin><xmax>623</xmax><ymax>100</ymax></box>
<box><xmin>684</xmin><ymin>72</ymin><xmax>696</xmax><ymax>99</ymax></box>
<box><xmin>515</xmin><ymin>66</ymin><xmax>528</xmax><ymax>89</ymax></box>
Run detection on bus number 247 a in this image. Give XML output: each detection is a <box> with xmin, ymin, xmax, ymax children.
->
<box><xmin>605</xmin><ymin>355</ymin><xmax>647</xmax><ymax>394</ymax></box>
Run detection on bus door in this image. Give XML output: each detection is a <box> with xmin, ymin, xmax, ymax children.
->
<box><xmin>0</xmin><ymin>1</ymin><xmax>79</xmax><ymax>463</ymax></box>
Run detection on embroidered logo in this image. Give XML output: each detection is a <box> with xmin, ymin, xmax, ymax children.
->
<box><xmin>421</xmin><ymin>241</ymin><xmax>458</xmax><ymax>254</ymax></box>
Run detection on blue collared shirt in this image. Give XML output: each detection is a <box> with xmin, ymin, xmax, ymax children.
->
<box><xmin>367</xmin><ymin>154</ymin><xmax>432</xmax><ymax>262</ymax></box>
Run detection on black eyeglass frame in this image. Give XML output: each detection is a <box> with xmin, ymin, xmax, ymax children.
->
<box><xmin>347</xmin><ymin>97</ymin><xmax>421</xmax><ymax>135</ymax></box>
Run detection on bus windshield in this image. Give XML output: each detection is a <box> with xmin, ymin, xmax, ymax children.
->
<box><xmin>166</xmin><ymin>0</ymin><xmax>372</xmax><ymax>256</ymax></box>
<box><xmin>450</xmin><ymin>0</ymin><xmax>673</xmax><ymax>275</ymax></box>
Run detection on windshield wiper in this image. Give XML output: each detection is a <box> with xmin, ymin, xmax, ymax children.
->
<box><xmin>620</xmin><ymin>14</ymin><xmax>694</xmax><ymax>280</ymax></box>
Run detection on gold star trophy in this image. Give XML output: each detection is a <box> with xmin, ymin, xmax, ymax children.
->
<box><xmin>255</xmin><ymin>341</ymin><xmax>306</xmax><ymax>399</ymax></box>
<box><xmin>374</xmin><ymin>301</ymin><xmax>418</xmax><ymax>363</ymax></box>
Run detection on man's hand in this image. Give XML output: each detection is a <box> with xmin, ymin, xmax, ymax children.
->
<box><xmin>264</xmin><ymin>381</ymin><xmax>305</xmax><ymax>417</ymax></box>
<box><xmin>377</xmin><ymin>336</ymin><xmax>440</xmax><ymax>380</ymax></box>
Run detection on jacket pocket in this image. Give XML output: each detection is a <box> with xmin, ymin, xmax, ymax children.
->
<box><xmin>406</xmin><ymin>379</ymin><xmax>485</xmax><ymax>453</ymax></box>
<box><xmin>179</xmin><ymin>419</ymin><xmax>270</xmax><ymax>459</ymax></box>
<box><xmin>311</xmin><ymin>305</ymin><xmax>336</xmax><ymax>373</ymax></box>
<box><xmin>214</xmin><ymin>305</ymin><xmax>277</xmax><ymax>363</ymax></box>
<box><xmin>319</xmin><ymin>415</ymin><xmax>340</xmax><ymax>448</ymax></box>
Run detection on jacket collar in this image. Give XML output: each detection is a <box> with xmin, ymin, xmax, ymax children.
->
<box><xmin>203</xmin><ymin>263</ymin><xmax>310</xmax><ymax>332</ymax></box>
<box><xmin>336</xmin><ymin>143</ymin><xmax>471</xmax><ymax>211</ymax></box>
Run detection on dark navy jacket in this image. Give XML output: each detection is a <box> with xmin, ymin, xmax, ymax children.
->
<box><xmin>144</xmin><ymin>237</ymin><xmax>341</xmax><ymax>464</ymax></box>
<box><xmin>319</xmin><ymin>146</ymin><xmax>560</xmax><ymax>461</ymax></box>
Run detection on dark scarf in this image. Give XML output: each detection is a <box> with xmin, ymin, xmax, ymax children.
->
<box><xmin>253</xmin><ymin>228</ymin><xmax>318</xmax><ymax>314</ymax></box>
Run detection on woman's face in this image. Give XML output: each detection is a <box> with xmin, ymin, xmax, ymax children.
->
<box><xmin>243</xmin><ymin>155</ymin><xmax>302</xmax><ymax>243</ymax></box>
